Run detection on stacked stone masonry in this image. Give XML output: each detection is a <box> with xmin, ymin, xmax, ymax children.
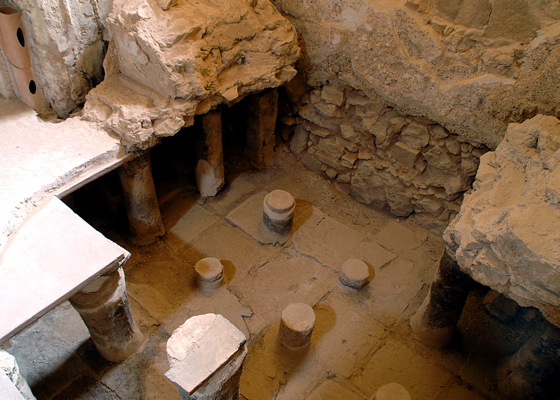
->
<box><xmin>289</xmin><ymin>79</ymin><xmax>489</xmax><ymax>229</ymax></box>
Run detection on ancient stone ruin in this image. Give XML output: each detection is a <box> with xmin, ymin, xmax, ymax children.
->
<box><xmin>1</xmin><ymin>0</ymin><xmax>560</xmax><ymax>399</ymax></box>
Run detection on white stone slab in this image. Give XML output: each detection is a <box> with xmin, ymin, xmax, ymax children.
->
<box><xmin>166</xmin><ymin>313</ymin><xmax>246</xmax><ymax>394</ymax></box>
<box><xmin>0</xmin><ymin>197</ymin><xmax>130</xmax><ymax>343</ymax></box>
<box><xmin>0</xmin><ymin>372</ymin><xmax>26</xmax><ymax>400</ymax></box>
<box><xmin>0</xmin><ymin>98</ymin><xmax>126</xmax><ymax>254</ymax></box>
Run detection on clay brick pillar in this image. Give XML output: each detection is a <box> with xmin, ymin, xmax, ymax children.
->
<box><xmin>119</xmin><ymin>151</ymin><xmax>165</xmax><ymax>245</ymax></box>
<box><xmin>196</xmin><ymin>109</ymin><xmax>225</xmax><ymax>197</ymax></box>
<box><xmin>245</xmin><ymin>88</ymin><xmax>278</xmax><ymax>169</ymax></box>
<box><xmin>69</xmin><ymin>267</ymin><xmax>143</xmax><ymax>362</ymax></box>
<box><xmin>410</xmin><ymin>251</ymin><xmax>474</xmax><ymax>348</ymax></box>
<box><xmin>496</xmin><ymin>320</ymin><xmax>560</xmax><ymax>400</ymax></box>
<box><xmin>0</xmin><ymin>350</ymin><xmax>35</xmax><ymax>400</ymax></box>
<box><xmin>166</xmin><ymin>314</ymin><xmax>247</xmax><ymax>400</ymax></box>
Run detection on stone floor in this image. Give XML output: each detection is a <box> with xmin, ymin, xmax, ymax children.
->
<box><xmin>6</xmin><ymin>143</ymin><xmax>546</xmax><ymax>400</ymax></box>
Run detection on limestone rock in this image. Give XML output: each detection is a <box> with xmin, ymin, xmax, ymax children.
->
<box><xmin>275</xmin><ymin>0</ymin><xmax>560</xmax><ymax>147</ymax></box>
<box><xmin>445</xmin><ymin>115</ymin><xmax>560</xmax><ymax>327</ymax></box>
<box><xmin>83</xmin><ymin>0</ymin><xmax>300</xmax><ymax>149</ymax></box>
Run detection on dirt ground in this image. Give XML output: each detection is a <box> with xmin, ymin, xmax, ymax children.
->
<box><xmin>6</xmin><ymin>140</ymin><xmax>549</xmax><ymax>400</ymax></box>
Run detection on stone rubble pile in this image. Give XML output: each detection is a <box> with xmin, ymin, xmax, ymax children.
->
<box><xmin>289</xmin><ymin>79</ymin><xmax>489</xmax><ymax>230</ymax></box>
<box><xmin>445</xmin><ymin>115</ymin><xmax>560</xmax><ymax>327</ymax></box>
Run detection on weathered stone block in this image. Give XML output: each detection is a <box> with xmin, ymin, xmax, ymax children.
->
<box><xmin>321</xmin><ymin>86</ymin><xmax>345</xmax><ymax>106</ymax></box>
<box><xmin>391</xmin><ymin>141</ymin><xmax>421</xmax><ymax>169</ymax></box>
<box><xmin>350</xmin><ymin>161</ymin><xmax>386</xmax><ymax>208</ymax></box>
<box><xmin>340</xmin><ymin>122</ymin><xmax>357</xmax><ymax>139</ymax></box>
<box><xmin>401</xmin><ymin>122</ymin><xmax>430</xmax><ymax>149</ymax></box>
<box><xmin>317</xmin><ymin>138</ymin><xmax>345</xmax><ymax>159</ymax></box>
<box><xmin>290</xmin><ymin>125</ymin><xmax>310</xmax><ymax>158</ymax></box>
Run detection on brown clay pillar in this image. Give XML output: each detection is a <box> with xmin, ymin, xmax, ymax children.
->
<box><xmin>195</xmin><ymin>109</ymin><xmax>225</xmax><ymax>197</ymax></box>
<box><xmin>118</xmin><ymin>151</ymin><xmax>165</xmax><ymax>245</ymax></box>
<box><xmin>245</xmin><ymin>88</ymin><xmax>278</xmax><ymax>169</ymax></box>
<box><xmin>496</xmin><ymin>320</ymin><xmax>560</xmax><ymax>400</ymax></box>
<box><xmin>69</xmin><ymin>268</ymin><xmax>143</xmax><ymax>362</ymax></box>
<box><xmin>410</xmin><ymin>251</ymin><xmax>474</xmax><ymax>348</ymax></box>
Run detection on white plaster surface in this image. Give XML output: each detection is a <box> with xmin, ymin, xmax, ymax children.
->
<box><xmin>0</xmin><ymin>98</ymin><xmax>126</xmax><ymax>254</ymax></box>
<box><xmin>0</xmin><ymin>196</ymin><xmax>130</xmax><ymax>343</ymax></box>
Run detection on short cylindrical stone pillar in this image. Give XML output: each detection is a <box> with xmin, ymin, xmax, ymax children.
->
<box><xmin>372</xmin><ymin>383</ymin><xmax>411</xmax><ymax>400</ymax></box>
<box><xmin>339</xmin><ymin>259</ymin><xmax>370</xmax><ymax>290</ymax></box>
<box><xmin>118</xmin><ymin>151</ymin><xmax>165</xmax><ymax>245</ymax></box>
<box><xmin>69</xmin><ymin>267</ymin><xmax>143</xmax><ymax>362</ymax></box>
<box><xmin>166</xmin><ymin>313</ymin><xmax>247</xmax><ymax>400</ymax></box>
<box><xmin>0</xmin><ymin>350</ymin><xmax>35</xmax><ymax>400</ymax></box>
<box><xmin>410</xmin><ymin>251</ymin><xmax>474</xmax><ymax>348</ymax></box>
<box><xmin>194</xmin><ymin>257</ymin><xmax>224</xmax><ymax>290</ymax></box>
<box><xmin>263</xmin><ymin>189</ymin><xmax>295</xmax><ymax>236</ymax></box>
<box><xmin>278</xmin><ymin>303</ymin><xmax>315</xmax><ymax>350</ymax></box>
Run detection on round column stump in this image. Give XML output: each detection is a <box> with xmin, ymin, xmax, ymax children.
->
<box><xmin>373</xmin><ymin>383</ymin><xmax>411</xmax><ymax>400</ymax></box>
<box><xmin>263</xmin><ymin>190</ymin><xmax>295</xmax><ymax>236</ymax></box>
<box><xmin>278</xmin><ymin>303</ymin><xmax>315</xmax><ymax>350</ymax></box>
<box><xmin>339</xmin><ymin>259</ymin><xmax>369</xmax><ymax>290</ymax></box>
<box><xmin>195</xmin><ymin>257</ymin><xmax>224</xmax><ymax>290</ymax></box>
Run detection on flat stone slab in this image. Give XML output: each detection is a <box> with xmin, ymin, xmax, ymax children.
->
<box><xmin>375</xmin><ymin>222</ymin><xmax>419</xmax><ymax>252</ymax></box>
<box><xmin>226</xmin><ymin>191</ymin><xmax>291</xmax><ymax>245</ymax></box>
<box><xmin>0</xmin><ymin>197</ymin><xmax>130</xmax><ymax>344</ymax></box>
<box><xmin>166</xmin><ymin>313</ymin><xmax>246</xmax><ymax>394</ymax></box>
<box><xmin>293</xmin><ymin>214</ymin><xmax>397</xmax><ymax>270</ymax></box>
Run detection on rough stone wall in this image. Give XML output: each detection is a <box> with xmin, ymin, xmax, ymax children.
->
<box><xmin>274</xmin><ymin>0</ymin><xmax>560</xmax><ymax>147</ymax></box>
<box><xmin>83</xmin><ymin>0</ymin><xmax>300</xmax><ymax>150</ymax></box>
<box><xmin>444</xmin><ymin>115</ymin><xmax>560</xmax><ymax>327</ymax></box>
<box><xmin>0</xmin><ymin>0</ymin><xmax>106</xmax><ymax>117</ymax></box>
<box><xmin>275</xmin><ymin>0</ymin><xmax>560</xmax><ymax>231</ymax></box>
<box><xmin>288</xmin><ymin>78</ymin><xmax>489</xmax><ymax>231</ymax></box>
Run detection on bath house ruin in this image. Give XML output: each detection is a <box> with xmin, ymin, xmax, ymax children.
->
<box><xmin>1</xmin><ymin>0</ymin><xmax>559</xmax><ymax>399</ymax></box>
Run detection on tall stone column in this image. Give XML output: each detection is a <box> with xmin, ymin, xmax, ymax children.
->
<box><xmin>196</xmin><ymin>109</ymin><xmax>225</xmax><ymax>197</ymax></box>
<box><xmin>245</xmin><ymin>88</ymin><xmax>278</xmax><ymax>169</ymax></box>
<box><xmin>410</xmin><ymin>251</ymin><xmax>474</xmax><ymax>348</ymax></box>
<box><xmin>69</xmin><ymin>268</ymin><xmax>143</xmax><ymax>363</ymax></box>
<box><xmin>118</xmin><ymin>151</ymin><xmax>165</xmax><ymax>245</ymax></box>
<box><xmin>0</xmin><ymin>350</ymin><xmax>35</xmax><ymax>400</ymax></box>
<box><xmin>496</xmin><ymin>320</ymin><xmax>560</xmax><ymax>400</ymax></box>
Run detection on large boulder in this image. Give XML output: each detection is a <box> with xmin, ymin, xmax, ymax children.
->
<box><xmin>445</xmin><ymin>115</ymin><xmax>560</xmax><ymax>326</ymax></box>
<box><xmin>83</xmin><ymin>0</ymin><xmax>300</xmax><ymax>150</ymax></box>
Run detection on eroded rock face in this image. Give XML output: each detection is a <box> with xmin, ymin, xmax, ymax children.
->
<box><xmin>275</xmin><ymin>0</ymin><xmax>560</xmax><ymax>147</ymax></box>
<box><xmin>83</xmin><ymin>0</ymin><xmax>300</xmax><ymax>150</ymax></box>
<box><xmin>0</xmin><ymin>0</ymin><xmax>106</xmax><ymax>117</ymax></box>
<box><xmin>444</xmin><ymin>115</ymin><xmax>560</xmax><ymax>326</ymax></box>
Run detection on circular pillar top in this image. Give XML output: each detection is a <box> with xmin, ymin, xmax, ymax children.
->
<box><xmin>195</xmin><ymin>257</ymin><xmax>224</xmax><ymax>282</ymax></box>
<box><xmin>264</xmin><ymin>190</ymin><xmax>295</xmax><ymax>213</ymax></box>
<box><xmin>374</xmin><ymin>383</ymin><xmax>411</xmax><ymax>400</ymax></box>
<box><xmin>281</xmin><ymin>303</ymin><xmax>315</xmax><ymax>331</ymax></box>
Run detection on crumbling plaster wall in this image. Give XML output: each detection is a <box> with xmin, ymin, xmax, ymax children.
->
<box><xmin>275</xmin><ymin>0</ymin><xmax>560</xmax><ymax>230</ymax></box>
<box><xmin>0</xmin><ymin>0</ymin><xmax>106</xmax><ymax>117</ymax></box>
